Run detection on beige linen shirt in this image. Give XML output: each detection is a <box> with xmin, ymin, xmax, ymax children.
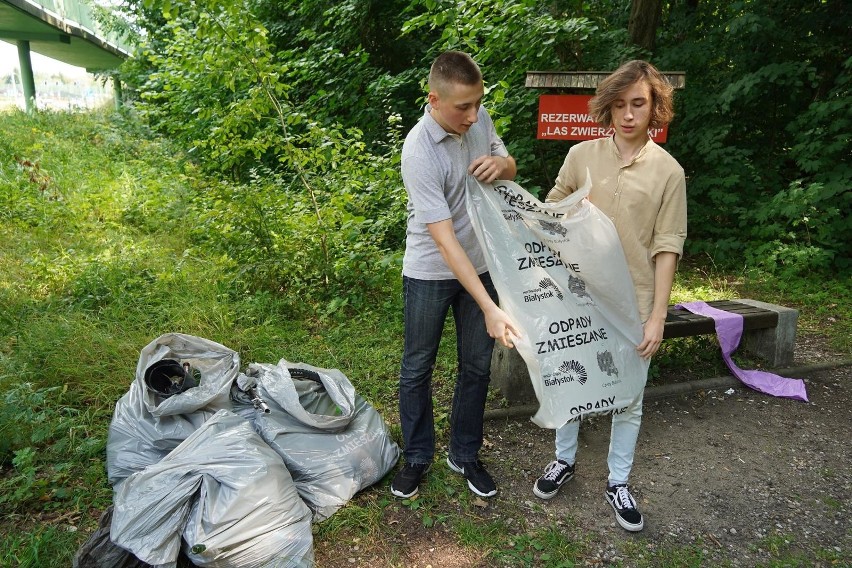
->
<box><xmin>546</xmin><ymin>136</ymin><xmax>687</xmax><ymax>320</ymax></box>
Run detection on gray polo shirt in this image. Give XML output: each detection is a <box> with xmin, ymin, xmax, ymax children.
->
<box><xmin>401</xmin><ymin>104</ymin><xmax>509</xmax><ymax>280</ymax></box>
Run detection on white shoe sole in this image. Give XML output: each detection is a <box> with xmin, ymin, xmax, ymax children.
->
<box><xmin>446</xmin><ymin>457</ymin><xmax>497</xmax><ymax>498</ymax></box>
<box><xmin>390</xmin><ymin>486</ymin><xmax>418</xmax><ymax>499</ymax></box>
<box><xmin>533</xmin><ymin>485</ymin><xmax>559</xmax><ymax>500</ymax></box>
<box><xmin>533</xmin><ymin>475</ymin><xmax>573</xmax><ymax>500</ymax></box>
<box><xmin>605</xmin><ymin>492</ymin><xmax>644</xmax><ymax>532</ymax></box>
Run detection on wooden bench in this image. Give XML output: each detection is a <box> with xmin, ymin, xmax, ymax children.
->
<box><xmin>490</xmin><ymin>298</ymin><xmax>798</xmax><ymax>405</ymax></box>
<box><xmin>663</xmin><ymin>299</ymin><xmax>778</xmax><ymax>338</ymax></box>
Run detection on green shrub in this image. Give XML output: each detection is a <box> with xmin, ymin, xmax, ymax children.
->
<box><xmin>657</xmin><ymin>0</ymin><xmax>850</xmax><ymax>274</ymax></box>
<box><xmin>187</xmin><ymin>118</ymin><xmax>407</xmax><ymax>312</ymax></box>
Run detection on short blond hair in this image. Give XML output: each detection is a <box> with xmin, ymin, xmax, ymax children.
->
<box><xmin>589</xmin><ymin>60</ymin><xmax>674</xmax><ymax>128</ymax></box>
<box><xmin>428</xmin><ymin>51</ymin><xmax>482</xmax><ymax>96</ymax></box>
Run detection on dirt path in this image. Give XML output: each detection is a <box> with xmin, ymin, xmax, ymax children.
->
<box><xmin>483</xmin><ymin>363</ymin><xmax>850</xmax><ymax>566</ymax></box>
<box><xmin>316</xmin><ymin>358</ymin><xmax>851</xmax><ymax>567</ymax></box>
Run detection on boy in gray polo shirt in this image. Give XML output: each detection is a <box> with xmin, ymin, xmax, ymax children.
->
<box><xmin>391</xmin><ymin>51</ymin><xmax>520</xmax><ymax>499</ymax></box>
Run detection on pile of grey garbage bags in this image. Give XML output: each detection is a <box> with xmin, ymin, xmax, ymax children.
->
<box><xmin>74</xmin><ymin>333</ymin><xmax>400</xmax><ymax>568</ymax></box>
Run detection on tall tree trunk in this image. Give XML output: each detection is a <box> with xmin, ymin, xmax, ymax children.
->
<box><xmin>628</xmin><ymin>0</ymin><xmax>664</xmax><ymax>52</ymax></box>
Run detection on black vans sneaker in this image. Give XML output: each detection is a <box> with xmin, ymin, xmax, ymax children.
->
<box><xmin>446</xmin><ymin>456</ymin><xmax>497</xmax><ymax>497</ymax></box>
<box><xmin>605</xmin><ymin>483</ymin><xmax>644</xmax><ymax>532</ymax></box>
<box><xmin>390</xmin><ymin>462</ymin><xmax>430</xmax><ymax>498</ymax></box>
<box><xmin>533</xmin><ymin>459</ymin><xmax>575</xmax><ymax>500</ymax></box>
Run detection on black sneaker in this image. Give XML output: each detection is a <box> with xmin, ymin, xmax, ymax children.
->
<box><xmin>533</xmin><ymin>459</ymin><xmax>575</xmax><ymax>500</ymax></box>
<box><xmin>446</xmin><ymin>456</ymin><xmax>497</xmax><ymax>497</ymax></box>
<box><xmin>605</xmin><ymin>484</ymin><xmax>644</xmax><ymax>532</ymax></box>
<box><xmin>390</xmin><ymin>462</ymin><xmax>430</xmax><ymax>498</ymax></box>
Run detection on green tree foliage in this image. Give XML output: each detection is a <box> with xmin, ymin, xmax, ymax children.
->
<box><xmin>122</xmin><ymin>1</ymin><xmax>289</xmax><ymax>177</ymax></box>
<box><xmin>117</xmin><ymin>0</ymin><xmax>412</xmax><ymax>308</ymax></box>
<box><xmin>120</xmin><ymin>0</ymin><xmax>433</xmax><ymax>165</ymax></box>
<box><xmin>188</xmin><ymin>119</ymin><xmax>407</xmax><ymax>312</ymax></box>
<box><xmin>250</xmin><ymin>0</ymin><xmax>433</xmax><ymax>138</ymax></box>
<box><xmin>655</xmin><ymin>0</ymin><xmax>851</xmax><ymax>273</ymax></box>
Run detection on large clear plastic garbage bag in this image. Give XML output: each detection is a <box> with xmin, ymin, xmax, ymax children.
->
<box><xmin>107</xmin><ymin>333</ymin><xmax>240</xmax><ymax>485</ymax></box>
<box><xmin>233</xmin><ymin>361</ymin><xmax>400</xmax><ymax>521</ymax></box>
<box><xmin>111</xmin><ymin>409</ymin><xmax>314</xmax><ymax>568</ymax></box>
<box><xmin>466</xmin><ymin>177</ymin><xmax>650</xmax><ymax>428</ymax></box>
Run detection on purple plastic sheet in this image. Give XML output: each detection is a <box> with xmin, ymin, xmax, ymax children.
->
<box><xmin>675</xmin><ymin>301</ymin><xmax>808</xmax><ymax>402</ymax></box>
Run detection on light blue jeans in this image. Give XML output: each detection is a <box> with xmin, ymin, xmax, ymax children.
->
<box><xmin>554</xmin><ymin>389</ymin><xmax>644</xmax><ymax>486</ymax></box>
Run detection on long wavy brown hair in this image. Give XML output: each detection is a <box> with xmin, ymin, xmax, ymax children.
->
<box><xmin>589</xmin><ymin>60</ymin><xmax>674</xmax><ymax>129</ymax></box>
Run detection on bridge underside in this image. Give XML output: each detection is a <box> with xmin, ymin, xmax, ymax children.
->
<box><xmin>0</xmin><ymin>0</ymin><xmax>126</xmax><ymax>71</ymax></box>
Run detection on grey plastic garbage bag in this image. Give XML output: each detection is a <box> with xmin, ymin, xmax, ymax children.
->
<box><xmin>234</xmin><ymin>361</ymin><xmax>400</xmax><ymax>521</ymax></box>
<box><xmin>111</xmin><ymin>409</ymin><xmax>314</xmax><ymax>568</ymax></box>
<box><xmin>106</xmin><ymin>333</ymin><xmax>240</xmax><ymax>485</ymax></box>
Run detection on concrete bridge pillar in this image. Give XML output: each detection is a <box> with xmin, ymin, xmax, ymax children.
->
<box><xmin>16</xmin><ymin>40</ymin><xmax>36</xmax><ymax>114</ymax></box>
<box><xmin>113</xmin><ymin>76</ymin><xmax>122</xmax><ymax>110</ymax></box>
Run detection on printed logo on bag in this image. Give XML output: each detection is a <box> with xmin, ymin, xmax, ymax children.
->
<box><xmin>538</xmin><ymin>216</ymin><xmax>570</xmax><ymax>236</ymax></box>
<box><xmin>502</xmin><ymin>209</ymin><xmax>523</xmax><ymax>222</ymax></box>
<box><xmin>540</xmin><ymin>278</ymin><xmax>564</xmax><ymax>301</ymax></box>
<box><xmin>559</xmin><ymin>360</ymin><xmax>587</xmax><ymax>384</ymax></box>
<box><xmin>537</xmin><ymin>316</ymin><xmax>609</xmax><ymax>354</ymax></box>
<box><xmin>597</xmin><ymin>350</ymin><xmax>619</xmax><ymax>377</ymax></box>
<box><xmin>567</xmin><ymin>275</ymin><xmax>595</xmax><ymax>306</ymax></box>
<box><xmin>359</xmin><ymin>456</ymin><xmax>380</xmax><ymax>484</ymax></box>
<box><xmin>522</xmin><ymin>278</ymin><xmax>564</xmax><ymax>304</ymax></box>
<box><xmin>544</xmin><ymin>360</ymin><xmax>587</xmax><ymax>387</ymax></box>
<box><xmin>538</xmin><ymin>219</ymin><xmax>568</xmax><ymax>238</ymax></box>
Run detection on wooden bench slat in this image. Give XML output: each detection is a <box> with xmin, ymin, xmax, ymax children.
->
<box><xmin>662</xmin><ymin>300</ymin><xmax>778</xmax><ymax>339</ymax></box>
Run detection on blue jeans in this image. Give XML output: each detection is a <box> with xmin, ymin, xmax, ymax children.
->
<box><xmin>554</xmin><ymin>389</ymin><xmax>645</xmax><ymax>486</ymax></box>
<box><xmin>399</xmin><ymin>273</ymin><xmax>497</xmax><ymax>464</ymax></box>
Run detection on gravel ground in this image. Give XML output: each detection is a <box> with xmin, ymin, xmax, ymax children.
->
<box><xmin>481</xmin><ymin>362</ymin><xmax>850</xmax><ymax>566</ymax></box>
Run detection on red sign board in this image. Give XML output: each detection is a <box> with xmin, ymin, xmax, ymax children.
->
<box><xmin>537</xmin><ymin>94</ymin><xmax>668</xmax><ymax>143</ymax></box>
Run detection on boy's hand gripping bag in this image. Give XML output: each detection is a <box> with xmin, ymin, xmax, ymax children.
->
<box><xmin>466</xmin><ymin>176</ymin><xmax>650</xmax><ymax>428</ymax></box>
